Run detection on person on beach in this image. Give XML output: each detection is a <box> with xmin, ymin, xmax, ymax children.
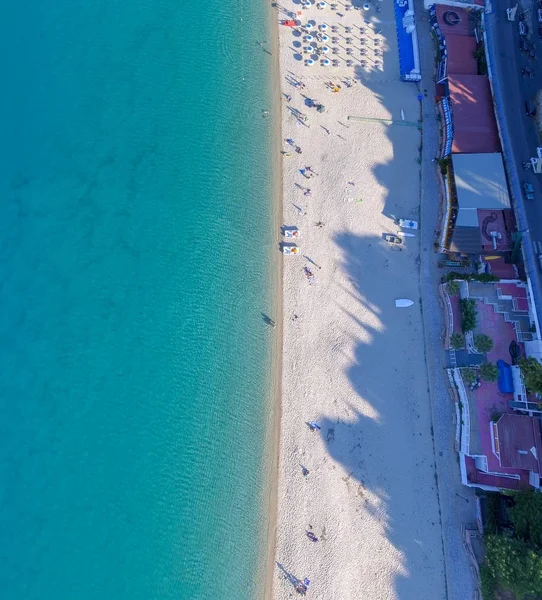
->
<box><xmin>304</xmin><ymin>189</ymin><xmax>311</xmax><ymax>196</ymax></box>
<box><xmin>306</xmin><ymin>531</ymin><xmax>319</xmax><ymax>542</ymax></box>
<box><xmin>301</xmin><ymin>465</ymin><xmax>310</xmax><ymax>476</ymax></box>
<box><xmin>308</xmin><ymin>421</ymin><xmax>321</xmax><ymax>431</ymax></box>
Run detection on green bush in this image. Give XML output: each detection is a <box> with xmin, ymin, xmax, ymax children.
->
<box><xmin>480</xmin><ymin>563</ymin><xmax>496</xmax><ymax>600</ymax></box>
<box><xmin>442</xmin><ymin>272</ymin><xmax>499</xmax><ymax>284</ymax></box>
<box><xmin>480</xmin><ymin>362</ymin><xmax>498</xmax><ymax>382</ymax></box>
<box><xmin>461</xmin><ymin>298</ymin><xmax>477</xmax><ymax>332</ymax></box>
<box><xmin>447</xmin><ymin>280</ymin><xmax>460</xmax><ymax>296</ymax></box>
<box><xmin>474</xmin><ymin>334</ymin><xmax>494</xmax><ymax>353</ymax></box>
<box><xmin>485</xmin><ymin>534</ymin><xmax>542</xmax><ymax>598</ymax></box>
<box><xmin>462</xmin><ymin>368</ymin><xmax>477</xmax><ymax>385</ymax></box>
<box><xmin>450</xmin><ymin>332</ymin><xmax>465</xmax><ymax>350</ymax></box>
<box><xmin>519</xmin><ymin>357</ymin><xmax>542</xmax><ymax>395</ymax></box>
<box><xmin>509</xmin><ymin>491</ymin><xmax>542</xmax><ymax>548</ymax></box>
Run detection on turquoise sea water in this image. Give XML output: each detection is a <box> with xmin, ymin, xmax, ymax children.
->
<box><xmin>0</xmin><ymin>2</ymin><xmax>278</xmax><ymax>598</ymax></box>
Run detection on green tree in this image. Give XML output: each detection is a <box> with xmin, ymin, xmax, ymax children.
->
<box><xmin>462</xmin><ymin>368</ymin><xmax>477</xmax><ymax>385</ymax></box>
<box><xmin>480</xmin><ymin>362</ymin><xmax>498</xmax><ymax>382</ymax></box>
<box><xmin>479</xmin><ymin>563</ymin><xmax>496</xmax><ymax>600</ymax></box>
<box><xmin>447</xmin><ymin>280</ymin><xmax>460</xmax><ymax>296</ymax></box>
<box><xmin>450</xmin><ymin>332</ymin><xmax>465</xmax><ymax>350</ymax></box>
<box><xmin>509</xmin><ymin>491</ymin><xmax>542</xmax><ymax>548</ymax></box>
<box><xmin>519</xmin><ymin>357</ymin><xmax>542</xmax><ymax>395</ymax></box>
<box><xmin>485</xmin><ymin>534</ymin><xmax>542</xmax><ymax>599</ymax></box>
<box><xmin>461</xmin><ymin>298</ymin><xmax>477</xmax><ymax>332</ymax></box>
<box><xmin>474</xmin><ymin>334</ymin><xmax>494</xmax><ymax>354</ymax></box>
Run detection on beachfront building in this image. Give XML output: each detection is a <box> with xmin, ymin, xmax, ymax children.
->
<box><xmin>446</xmin><ymin>154</ymin><xmax>515</xmax><ymax>256</ymax></box>
<box><xmin>427</xmin><ymin>3</ymin><xmax>518</xmax><ymax>259</ymax></box>
<box><xmin>442</xmin><ymin>276</ymin><xmax>542</xmax><ymax>491</ymax></box>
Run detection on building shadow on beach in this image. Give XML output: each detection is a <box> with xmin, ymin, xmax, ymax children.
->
<box><xmin>314</xmin><ymin>231</ymin><xmax>447</xmax><ymax>599</ymax></box>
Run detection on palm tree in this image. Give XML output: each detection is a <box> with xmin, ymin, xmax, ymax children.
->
<box><xmin>480</xmin><ymin>362</ymin><xmax>498</xmax><ymax>382</ymax></box>
<box><xmin>447</xmin><ymin>280</ymin><xmax>460</xmax><ymax>296</ymax></box>
<box><xmin>450</xmin><ymin>332</ymin><xmax>465</xmax><ymax>350</ymax></box>
<box><xmin>474</xmin><ymin>334</ymin><xmax>494</xmax><ymax>354</ymax></box>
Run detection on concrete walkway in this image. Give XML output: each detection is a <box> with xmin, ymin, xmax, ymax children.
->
<box><xmin>415</xmin><ymin>1</ymin><xmax>478</xmax><ymax>599</ymax></box>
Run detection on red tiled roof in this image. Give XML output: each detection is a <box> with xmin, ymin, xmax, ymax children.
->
<box><xmin>446</xmin><ymin>35</ymin><xmax>478</xmax><ymax>75</ymax></box>
<box><xmin>449</xmin><ymin>75</ymin><xmax>500</xmax><ymax>153</ymax></box>
<box><xmin>436</xmin><ymin>5</ymin><xmax>474</xmax><ymax>37</ymax></box>
<box><xmin>497</xmin><ymin>414</ymin><xmax>542</xmax><ymax>472</ymax></box>
<box><xmin>483</xmin><ymin>257</ymin><xmax>516</xmax><ymax>279</ymax></box>
<box><xmin>465</xmin><ymin>456</ymin><xmax>524</xmax><ymax>490</ymax></box>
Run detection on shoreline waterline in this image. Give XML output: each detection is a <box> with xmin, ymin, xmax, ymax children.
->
<box><xmin>262</xmin><ymin>1</ymin><xmax>284</xmax><ymax>598</ymax></box>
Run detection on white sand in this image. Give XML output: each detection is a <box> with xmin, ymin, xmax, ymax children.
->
<box><xmin>273</xmin><ymin>2</ymin><xmax>448</xmax><ymax>598</ymax></box>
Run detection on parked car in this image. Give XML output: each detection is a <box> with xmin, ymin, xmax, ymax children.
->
<box><xmin>519</xmin><ymin>20</ymin><xmax>528</xmax><ymax>36</ymax></box>
<box><xmin>523</xmin><ymin>181</ymin><xmax>535</xmax><ymax>200</ymax></box>
<box><xmin>538</xmin><ymin>8</ymin><xmax>542</xmax><ymax>23</ymax></box>
<box><xmin>384</xmin><ymin>234</ymin><xmax>402</xmax><ymax>245</ymax></box>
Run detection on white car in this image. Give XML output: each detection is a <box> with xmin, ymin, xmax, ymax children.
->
<box><xmin>519</xmin><ymin>21</ymin><xmax>527</xmax><ymax>36</ymax></box>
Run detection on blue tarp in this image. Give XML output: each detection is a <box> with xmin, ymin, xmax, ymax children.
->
<box><xmin>497</xmin><ymin>359</ymin><xmax>514</xmax><ymax>394</ymax></box>
<box><xmin>393</xmin><ymin>1</ymin><xmax>416</xmax><ymax>80</ymax></box>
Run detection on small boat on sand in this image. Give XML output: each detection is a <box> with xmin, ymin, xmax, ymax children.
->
<box><xmin>395</xmin><ymin>298</ymin><xmax>414</xmax><ymax>308</ymax></box>
<box><xmin>396</xmin><ymin>231</ymin><xmax>415</xmax><ymax>238</ymax></box>
<box><xmin>398</xmin><ymin>219</ymin><xmax>418</xmax><ymax>230</ymax></box>
<box><xmin>283</xmin><ymin>246</ymin><xmax>300</xmax><ymax>255</ymax></box>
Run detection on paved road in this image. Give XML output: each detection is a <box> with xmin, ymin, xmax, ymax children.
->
<box><xmin>485</xmin><ymin>2</ymin><xmax>542</xmax><ymax>321</ymax></box>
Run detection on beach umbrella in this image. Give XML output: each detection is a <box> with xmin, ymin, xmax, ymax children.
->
<box><xmin>305</xmin><ymin>35</ymin><xmax>313</xmax><ymax>41</ymax></box>
<box><xmin>362</xmin><ymin>2</ymin><xmax>370</xmax><ymax>10</ymax></box>
<box><xmin>318</xmin><ymin>1</ymin><xmax>327</xmax><ymax>8</ymax></box>
<box><xmin>305</xmin><ymin>22</ymin><xmax>313</xmax><ymax>30</ymax></box>
<box><xmin>322</xmin><ymin>46</ymin><xmax>330</xmax><ymax>53</ymax></box>
<box><xmin>304</xmin><ymin>46</ymin><xmax>313</xmax><ymax>53</ymax></box>
<box><xmin>322</xmin><ymin>58</ymin><xmax>330</xmax><ymax>66</ymax></box>
<box><xmin>321</xmin><ymin>34</ymin><xmax>329</xmax><ymax>42</ymax></box>
<box><xmin>306</xmin><ymin>58</ymin><xmax>314</xmax><ymax>66</ymax></box>
<box><xmin>303</xmin><ymin>0</ymin><xmax>312</xmax><ymax>7</ymax></box>
<box><xmin>320</xmin><ymin>23</ymin><xmax>328</xmax><ymax>31</ymax></box>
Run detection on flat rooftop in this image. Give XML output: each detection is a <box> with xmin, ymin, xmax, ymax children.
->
<box><xmin>449</xmin><ymin>74</ymin><xmax>500</xmax><ymax>153</ymax></box>
<box><xmin>446</xmin><ymin>35</ymin><xmax>477</xmax><ymax>75</ymax></box>
<box><xmin>452</xmin><ymin>153</ymin><xmax>510</xmax><ymax>212</ymax></box>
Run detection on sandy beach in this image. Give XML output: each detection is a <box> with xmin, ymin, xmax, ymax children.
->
<box><xmin>271</xmin><ymin>1</ymin><xmax>449</xmax><ymax>598</ymax></box>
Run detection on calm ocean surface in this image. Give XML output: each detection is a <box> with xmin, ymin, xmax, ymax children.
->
<box><xmin>0</xmin><ymin>2</ymin><xmax>278</xmax><ymax>598</ymax></box>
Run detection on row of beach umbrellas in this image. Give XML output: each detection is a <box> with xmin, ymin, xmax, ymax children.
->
<box><xmin>304</xmin><ymin>34</ymin><xmax>329</xmax><ymax>42</ymax></box>
<box><xmin>305</xmin><ymin>58</ymin><xmax>332</xmax><ymax>66</ymax></box>
<box><xmin>305</xmin><ymin>23</ymin><xmax>328</xmax><ymax>31</ymax></box>
<box><xmin>303</xmin><ymin>1</ymin><xmax>328</xmax><ymax>8</ymax></box>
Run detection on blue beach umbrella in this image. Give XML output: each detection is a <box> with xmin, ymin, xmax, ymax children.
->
<box><xmin>306</xmin><ymin>58</ymin><xmax>315</xmax><ymax>66</ymax></box>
